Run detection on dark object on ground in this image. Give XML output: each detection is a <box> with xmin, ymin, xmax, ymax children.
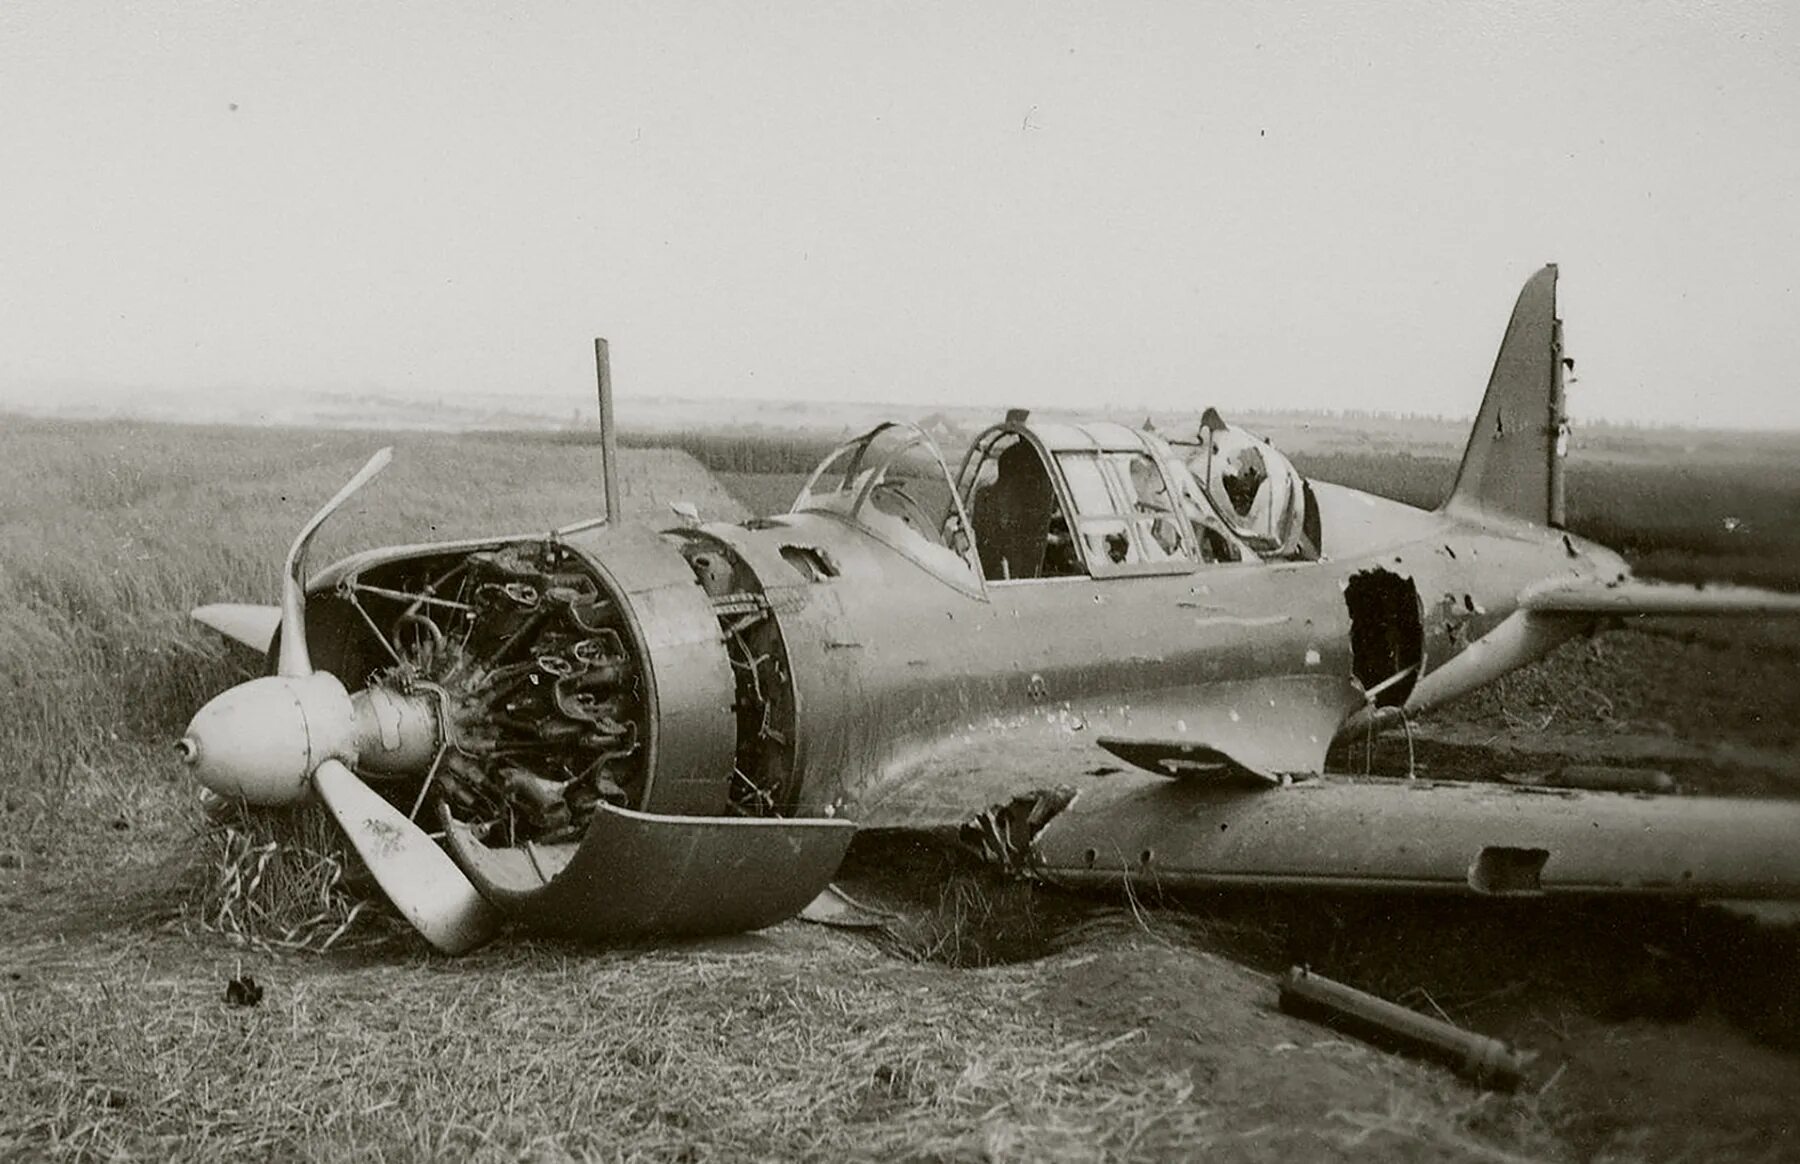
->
<box><xmin>799</xmin><ymin>883</ymin><xmax>898</xmax><ymax>929</ymax></box>
<box><xmin>1500</xmin><ymin>765</ymin><xmax>1676</xmax><ymax>794</ymax></box>
<box><xmin>1277</xmin><ymin>965</ymin><xmax>1529</xmax><ymax>1090</ymax></box>
<box><xmin>224</xmin><ymin>975</ymin><xmax>264</xmax><ymax>1007</ymax></box>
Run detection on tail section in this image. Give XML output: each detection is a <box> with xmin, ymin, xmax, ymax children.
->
<box><xmin>1442</xmin><ymin>265</ymin><xmax>1569</xmax><ymax>527</ymax></box>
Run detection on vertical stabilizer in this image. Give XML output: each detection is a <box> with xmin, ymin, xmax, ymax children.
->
<box><xmin>1442</xmin><ymin>265</ymin><xmax>1567</xmax><ymax>527</ymax></box>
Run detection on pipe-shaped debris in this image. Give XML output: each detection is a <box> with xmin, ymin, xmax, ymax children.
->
<box><xmin>1277</xmin><ymin>966</ymin><xmax>1531</xmax><ymax>1090</ymax></box>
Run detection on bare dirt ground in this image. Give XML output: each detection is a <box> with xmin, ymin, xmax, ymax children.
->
<box><xmin>3</xmin><ymin>416</ymin><xmax>1798</xmax><ymax>1161</ymax></box>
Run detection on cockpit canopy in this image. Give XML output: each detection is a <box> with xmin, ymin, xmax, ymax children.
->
<box><xmin>786</xmin><ymin>410</ymin><xmax>1317</xmax><ymax>593</ymax></box>
<box><xmin>791</xmin><ymin>422</ymin><xmax>983</xmax><ymax>590</ymax></box>
<box><xmin>956</xmin><ymin>421</ymin><xmax>1206</xmax><ymax>580</ymax></box>
<box><xmin>1179</xmin><ymin>409</ymin><xmax>1311</xmax><ymax>557</ymax></box>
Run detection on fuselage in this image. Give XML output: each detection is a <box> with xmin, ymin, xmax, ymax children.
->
<box><xmin>687</xmin><ymin>474</ymin><xmax>1627</xmax><ymax>816</ymax></box>
<box><xmin>292</xmin><ymin>421</ymin><xmax>1628</xmax><ymax>836</ymax></box>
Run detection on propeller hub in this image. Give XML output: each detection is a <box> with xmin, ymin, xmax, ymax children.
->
<box><xmin>179</xmin><ymin>672</ymin><xmax>358</xmax><ymax>806</ymax></box>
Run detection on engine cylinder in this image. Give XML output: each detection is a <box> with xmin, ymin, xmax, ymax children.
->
<box><xmin>293</xmin><ymin>526</ymin><xmax>739</xmax><ymax>845</ymax></box>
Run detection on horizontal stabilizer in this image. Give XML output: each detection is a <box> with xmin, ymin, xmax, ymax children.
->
<box><xmin>192</xmin><ymin>603</ymin><xmax>281</xmax><ymax>654</ymax></box>
<box><xmin>1522</xmin><ymin>579</ymin><xmax>1800</xmax><ymax>618</ymax></box>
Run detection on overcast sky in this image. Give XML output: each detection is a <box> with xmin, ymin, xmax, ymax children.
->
<box><xmin>2</xmin><ymin>2</ymin><xmax>1796</xmax><ymax>427</ymax></box>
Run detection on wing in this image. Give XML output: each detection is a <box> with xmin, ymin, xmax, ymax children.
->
<box><xmin>192</xmin><ymin>603</ymin><xmax>281</xmax><ymax>654</ymax></box>
<box><xmin>1033</xmin><ymin>768</ymin><xmax>1800</xmax><ymax>899</ymax></box>
<box><xmin>851</xmin><ymin>731</ymin><xmax>1800</xmax><ymax>902</ymax></box>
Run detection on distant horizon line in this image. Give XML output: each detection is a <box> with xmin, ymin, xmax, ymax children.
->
<box><xmin>6</xmin><ymin>393</ymin><xmax>1800</xmax><ymax>441</ymax></box>
<box><xmin>3</xmin><ymin>374</ymin><xmax>1795</xmax><ymax>433</ymax></box>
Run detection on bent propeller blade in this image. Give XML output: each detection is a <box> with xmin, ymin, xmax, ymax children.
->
<box><xmin>278</xmin><ymin>447</ymin><xmax>394</xmax><ymax>678</ymax></box>
<box><xmin>312</xmin><ymin>758</ymin><xmax>501</xmax><ymax>954</ymax></box>
<box><xmin>191</xmin><ymin>603</ymin><xmax>282</xmax><ymax>655</ymax></box>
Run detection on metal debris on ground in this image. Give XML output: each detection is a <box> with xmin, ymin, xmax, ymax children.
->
<box><xmin>1277</xmin><ymin>965</ymin><xmax>1530</xmax><ymax>1090</ymax></box>
<box><xmin>1498</xmin><ymin>765</ymin><xmax>1675</xmax><ymax>794</ymax></box>
<box><xmin>798</xmin><ymin>883</ymin><xmax>900</xmax><ymax>929</ymax></box>
<box><xmin>224</xmin><ymin>975</ymin><xmax>264</xmax><ymax>1007</ymax></box>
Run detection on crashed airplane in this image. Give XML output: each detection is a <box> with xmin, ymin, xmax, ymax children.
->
<box><xmin>178</xmin><ymin>265</ymin><xmax>1800</xmax><ymax>953</ymax></box>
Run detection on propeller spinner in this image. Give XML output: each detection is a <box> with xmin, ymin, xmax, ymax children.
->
<box><xmin>177</xmin><ymin>448</ymin><xmax>500</xmax><ymax>953</ymax></box>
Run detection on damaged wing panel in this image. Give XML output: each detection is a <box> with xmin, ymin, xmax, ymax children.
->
<box><xmin>1032</xmin><ymin>770</ymin><xmax>1800</xmax><ymax>899</ymax></box>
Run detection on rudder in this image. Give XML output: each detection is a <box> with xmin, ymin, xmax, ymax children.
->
<box><xmin>1442</xmin><ymin>265</ymin><xmax>1568</xmax><ymax>527</ymax></box>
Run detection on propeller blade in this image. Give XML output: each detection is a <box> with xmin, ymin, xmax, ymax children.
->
<box><xmin>278</xmin><ymin>447</ymin><xmax>394</xmax><ymax>678</ymax></box>
<box><xmin>191</xmin><ymin>603</ymin><xmax>281</xmax><ymax>655</ymax></box>
<box><xmin>313</xmin><ymin>758</ymin><xmax>500</xmax><ymax>954</ymax></box>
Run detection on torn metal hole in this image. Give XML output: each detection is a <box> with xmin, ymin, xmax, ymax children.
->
<box><xmin>1344</xmin><ymin>567</ymin><xmax>1424</xmax><ymax>708</ymax></box>
<box><xmin>779</xmin><ymin>544</ymin><xmax>839</xmax><ymax>581</ymax></box>
<box><xmin>961</xmin><ymin>787</ymin><xmax>1077</xmax><ymax>874</ymax></box>
<box><xmin>1467</xmin><ymin>846</ymin><xmax>1550</xmax><ymax>895</ymax></box>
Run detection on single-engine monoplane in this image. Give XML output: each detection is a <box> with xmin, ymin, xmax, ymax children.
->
<box><xmin>179</xmin><ymin>266</ymin><xmax>1800</xmax><ymax>953</ymax></box>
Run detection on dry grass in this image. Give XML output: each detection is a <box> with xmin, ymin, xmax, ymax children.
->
<box><xmin>0</xmin><ymin>921</ymin><xmax>1569</xmax><ymax>1163</ymax></box>
<box><xmin>185</xmin><ymin>800</ymin><xmax>406</xmax><ymax>954</ymax></box>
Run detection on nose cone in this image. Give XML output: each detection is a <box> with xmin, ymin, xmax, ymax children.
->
<box><xmin>178</xmin><ymin>673</ymin><xmax>357</xmax><ymax>806</ymax></box>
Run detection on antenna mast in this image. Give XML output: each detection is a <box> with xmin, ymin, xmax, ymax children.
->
<box><xmin>594</xmin><ymin>338</ymin><xmax>621</xmax><ymax>524</ymax></box>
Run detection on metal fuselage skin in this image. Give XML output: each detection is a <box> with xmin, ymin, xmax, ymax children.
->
<box><xmin>692</xmin><ymin>477</ymin><xmax>1625</xmax><ymax>818</ymax></box>
<box><xmin>296</xmin><ymin>441</ymin><xmax>1623</xmax><ymax>832</ymax></box>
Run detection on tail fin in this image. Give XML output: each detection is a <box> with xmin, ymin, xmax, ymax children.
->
<box><xmin>1442</xmin><ymin>265</ymin><xmax>1568</xmax><ymax>527</ymax></box>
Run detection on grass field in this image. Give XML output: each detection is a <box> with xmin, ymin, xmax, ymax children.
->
<box><xmin>4</xmin><ymin>412</ymin><xmax>1800</xmax><ymax>1161</ymax></box>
